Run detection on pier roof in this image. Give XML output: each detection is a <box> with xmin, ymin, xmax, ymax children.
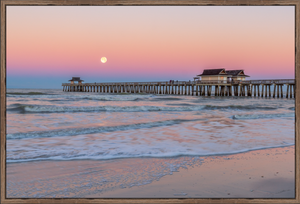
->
<box><xmin>69</xmin><ymin>77</ymin><xmax>84</xmax><ymax>82</ymax></box>
<box><xmin>197</xmin><ymin>68</ymin><xmax>231</xmax><ymax>76</ymax></box>
<box><xmin>226</xmin><ymin>70</ymin><xmax>250</xmax><ymax>77</ymax></box>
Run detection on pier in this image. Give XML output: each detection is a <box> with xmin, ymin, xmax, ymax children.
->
<box><xmin>62</xmin><ymin>79</ymin><xmax>295</xmax><ymax>98</ymax></box>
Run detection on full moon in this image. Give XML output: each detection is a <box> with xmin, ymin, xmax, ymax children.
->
<box><xmin>101</xmin><ymin>57</ymin><xmax>107</xmax><ymax>63</ymax></box>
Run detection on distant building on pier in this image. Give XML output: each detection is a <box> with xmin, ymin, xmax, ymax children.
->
<box><xmin>196</xmin><ymin>68</ymin><xmax>249</xmax><ymax>82</ymax></box>
<box><xmin>69</xmin><ymin>77</ymin><xmax>84</xmax><ymax>85</ymax></box>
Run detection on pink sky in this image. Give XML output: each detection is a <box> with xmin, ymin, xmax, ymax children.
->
<box><xmin>7</xmin><ymin>6</ymin><xmax>295</xmax><ymax>88</ymax></box>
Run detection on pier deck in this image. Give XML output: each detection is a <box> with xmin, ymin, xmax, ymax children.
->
<box><xmin>62</xmin><ymin>79</ymin><xmax>295</xmax><ymax>98</ymax></box>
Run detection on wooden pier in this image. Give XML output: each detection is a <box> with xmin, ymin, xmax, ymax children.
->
<box><xmin>62</xmin><ymin>79</ymin><xmax>295</xmax><ymax>98</ymax></box>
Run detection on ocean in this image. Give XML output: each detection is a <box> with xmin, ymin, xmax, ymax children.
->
<box><xmin>6</xmin><ymin>88</ymin><xmax>295</xmax><ymax>163</ymax></box>
<box><xmin>5</xmin><ymin>88</ymin><xmax>295</xmax><ymax>198</ymax></box>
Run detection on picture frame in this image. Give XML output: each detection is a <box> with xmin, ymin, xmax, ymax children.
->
<box><xmin>1</xmin><ymin>0</ymin><xmax>299</xmax><ymax>203</ymax></box>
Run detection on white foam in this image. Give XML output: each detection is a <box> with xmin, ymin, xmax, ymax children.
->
<box><xmin>20</xmin><ymin>105</ymin><xmax>206</xmax><ymax>113</ymax></box>
<box><xmin>7</xmin><ymin>93</ymin><xmax>151</xmax><ymax>101</ymax></box>
<box><xmin>6</xmin><ymin>118</ymin><xmax>294</xmax><ymax>163</ymax></box>
<box><xmin>232</xmin><ymin>113</ymin><xmax>294</xmax><ymax>120</ymax></box>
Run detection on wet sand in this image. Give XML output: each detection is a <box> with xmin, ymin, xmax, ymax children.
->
<box><xmin>7</xmin><ymin>146</ymin><xmax>295</xmax><ymax>198</ymax></box>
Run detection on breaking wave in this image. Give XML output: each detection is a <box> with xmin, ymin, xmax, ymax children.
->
<box><xmin>7</xmin><ymin>119</ymin><xmax>201</xmax><ymax>140</ymax></box>
<box><xmin>232</xmin><ymin>113</ymin><xmax>294</xmax><ymax>120</ymax></box>
<box><xmin>8</xmin><ymin>103</ymin><xmax>281</xmax><ymax>113</ymax></box>
<box><xmin>7</xmin><ymin>104</ymin><xmax>206</xmax><ymax>113</ymax></box>
<box><xmin>7</xmin><ymin>93</ymin><xmax>151</xmax><ymax>101</ymax></box>
<box><xmin>203</xmin><ymin>105</ymin><xmax>278</xmax><ymax>110</ymax></box>
<box><xmin>7</xmin><ymin>142</ymin><xmax>294</xmax><ymax>163</ymax></box>
<box><xmin>6</xmin><ymin>92</ymin><xmax>47</xmax><ymax>95</ymax></box>
<box><xmin>151</xmin><ymin>97</ymin><xmax>183</xmax><ymax>101</ymax></box>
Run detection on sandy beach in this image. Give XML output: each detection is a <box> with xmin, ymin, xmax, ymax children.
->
<box><xmin>7</xmin><ymin>145</ymin><xmax>294</xmax><ymax>198</ymax></box>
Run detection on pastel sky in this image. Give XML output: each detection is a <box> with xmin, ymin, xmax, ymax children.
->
<box><xmin>7</xmin><ymin>6</ymin><xmax>295</xmax><ymax>89</ymax></box>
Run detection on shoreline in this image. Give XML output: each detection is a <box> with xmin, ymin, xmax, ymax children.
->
<box><xmin>6</xmin><ymin>144</ymin><xmax>294</xmax><ymax>164</ymax></box>
<box><xmin>7</xmin><ymin>146</ymin><xmax>295</xmax><ymax>198</ymax></box>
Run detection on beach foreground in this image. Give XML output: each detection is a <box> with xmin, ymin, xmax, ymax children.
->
<box><xmin>7</xmin><ymin>146</ymin><xmax>294</xmax><ymax>198</ymax></box>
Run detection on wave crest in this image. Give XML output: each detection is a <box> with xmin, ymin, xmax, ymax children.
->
<box><xmin>204</xmin><ymin>105</ymin><xmax>278</xmax><ymax>110</ymax></box>
<box><xmin>8</xmin><ymin>103</ymin><xmax>281</xmax><ymax>114</ymax></box>
<box><xmin>7</xmin><ymin>104</ymin><xmax>206</xmax><ymax>113</ymax></box>
<box><xmin>232</xmin><ymin>113</ymin><xmax>294</xmax><ymax>120</ymax></box>
<box><xmin>7</xmin><ymin>119</ymin><xmax>201</xmax><ymax>140</ymax></box>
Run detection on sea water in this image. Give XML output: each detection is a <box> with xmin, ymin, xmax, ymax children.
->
<box><xmin>6</xmin><ymin>88</ymin><xmax>295</xmax><ymax>198</ymax></box>
<box><xmin>6</xmin><ymin>88</ymin><xmax>295</xmax><ymax>163</ymax></box>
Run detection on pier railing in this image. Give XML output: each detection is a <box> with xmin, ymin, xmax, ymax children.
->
<box><xmin>240</xmin><ymin>79</ymin><xmax>295</xmax><ymax>85</ymax></box>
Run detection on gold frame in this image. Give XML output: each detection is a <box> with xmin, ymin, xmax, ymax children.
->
<box><xmin>1</xmin><ymin>0</ymin><xmax>299</xmax><ymax>203</ymax></box>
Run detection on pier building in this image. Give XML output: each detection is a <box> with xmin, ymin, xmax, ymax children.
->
<box><xmin>69</xmin><ymin>77</ymin><xmax>84</xmax><ymax>85</ymax></box>
<box><xmin>197</xmin><ymin>68</ymin><xmax>230</xmax><ymax>83</ymax></box>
